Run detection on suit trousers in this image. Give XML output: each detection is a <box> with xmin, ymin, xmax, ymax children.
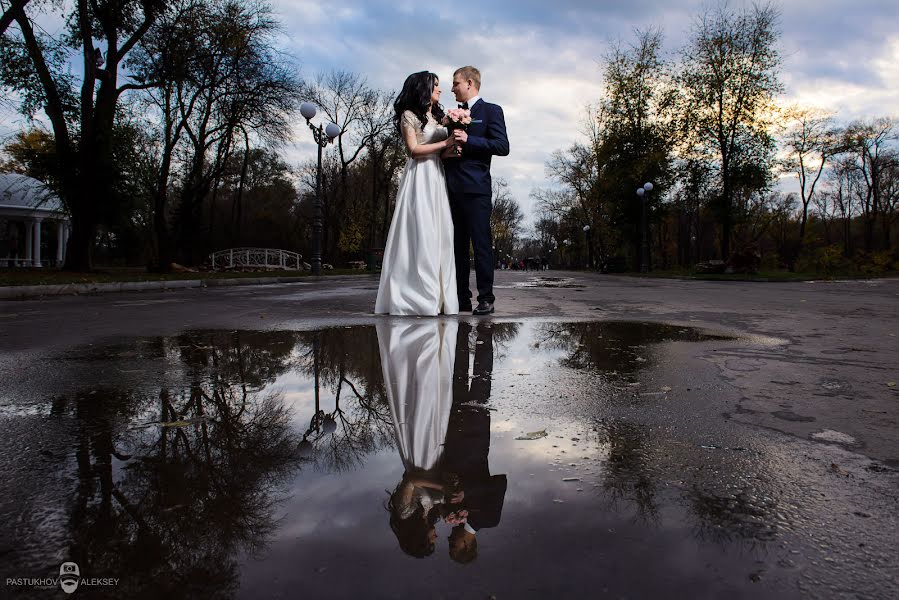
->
<box><xmin>450</xmin><ymin>192</ymin><xmax>494</xmax><ymax>305</ymax></box>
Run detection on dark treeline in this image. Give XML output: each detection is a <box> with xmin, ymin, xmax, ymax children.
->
<box><xmin>1</xmin><ymin>0</ymin><xmax>304</xmax><ymax>271</ymax></box>
<box><xmin>2</xmin><ymin>1</ymin><xmax>895</xmax><ymax>274</ymax></box>
<box><xmin>527</xmin><ymin>3</ymin><xmax>898</xmax><ymax>274</ymax></box>
<box><xmin>0</xmin><ymin>0</ymin><xmax>526</xmax><ymax>271</ymax></box>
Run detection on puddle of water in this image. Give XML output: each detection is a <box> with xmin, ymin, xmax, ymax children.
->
<box><xmin>0</xmin><ymin>322</ymin><xmax>896</xmax><ymax>599</ymax></box>
<box><xmin>499</xmin><ymin>276</ymin><xmax>586</xmax><ymax>288</ymax></box>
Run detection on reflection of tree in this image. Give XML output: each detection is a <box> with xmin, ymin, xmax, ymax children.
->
<box><xmin>173</xmin><ymin>330</ymin><xmax>302</xmax><ymax>391</ymax></box>
<box><xmin>293</xmin><ymin>328</ymin><xmax>394</xmax><ymax>472</ymax></box>
<box><xmin>457</xmin><ymin>322</ymin><xmax>520</xmax><ymax>362</ymax></box>
<box><xmin>590</xmin><ymin>419</ymin><xmax>779</xmax><ymax>544</ymax></box>
<box><xmin>534</xmin><ymin>321</ymin><xmax>727</xmax><ymax>375</ymax></box>
<box><xmin>685</xmin><ymin>456</ymin><xmax>779</xmax><ymax>545</ymax></box>
<box><xmin>592</xmin><ymin>420</ymin><xmax>659</xmax><ymax>522</ymax></box>
<box><xmin>54</xmin><ymin>330</ymin><xmax>304</xmax><ymax>599</ymax></box>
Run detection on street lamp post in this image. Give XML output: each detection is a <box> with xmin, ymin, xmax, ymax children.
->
<box><xmin>635</xmin><ymin>182</ymin><xmax>653</xmax><ymax>273</ymax></box>
<box><xmin>582</xmin><ymin>224</ymin><xmax>591</xmax><ymax>269</ymax></box>
<box><xmin>300</xmin><ymin>102</ymin><xmax>340</xmax><ymax>276</ymax></box>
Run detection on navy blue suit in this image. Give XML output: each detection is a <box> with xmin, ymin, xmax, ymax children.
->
<box><xmin>443</xmin><ymin>323</ymin><xmax>507</xmax><ymax>532</ymax></box>
<box><xmin>443</xmin><ymin>99</ymin><xmax>509</xmax><ymax>306</ymax></box>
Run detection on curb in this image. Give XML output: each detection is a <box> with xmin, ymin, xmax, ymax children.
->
<box><xmin>0</xmin><ymin>275</ymin><xmax>311</xmax><ymax>300</ymax></box>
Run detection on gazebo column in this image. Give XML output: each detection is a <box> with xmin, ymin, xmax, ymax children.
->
<box><xmin>56</xmin><ymin>221</ymin><xmax>68</xmax><ymax>265</ymax></box>
<box><xmin>32</xmin><ymin>218</ymin><xmax>43</xmax><ymax>267</ymax></box>
<box><xmin>25</xmin><ymin>220</ymin><xmax>33</xmax><ymax>264</ymax></box>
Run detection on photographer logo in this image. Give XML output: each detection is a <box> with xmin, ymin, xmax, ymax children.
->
<box><xmin>59</xmin><ymin>562</ymin><xmax>80</xmax><ymax>594</ymax></box>
<box><xmin>4</xmin><ymin>561</ymin><xmax>118</xmax><ymax>594</ymax></box>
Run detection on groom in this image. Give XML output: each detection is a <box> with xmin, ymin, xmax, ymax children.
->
<box><xmin>444</xmin><ymin>66</ymin><xmax>510</xmax><ymax>315</ymax></box>
<box><xmin>442</xmin><ymin>322</ymin><xmax>507</xmax><ymax>563</ymax></box>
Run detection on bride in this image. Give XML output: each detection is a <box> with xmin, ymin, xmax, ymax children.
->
<box><xmin>375</xmin><ymin>71</ymin><xmax>460</xmax><ymax>316</ymax></box>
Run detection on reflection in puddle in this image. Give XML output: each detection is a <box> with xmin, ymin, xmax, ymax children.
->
<box><xmin>0</xmin><ymin>322</ymin><xmax>895</xmax><ymax>599</ymax></box>
<box><xmin>500</xmin><ymin>276</ymin><xmax>585</xmax><ymax>288</ymax></box>
<box><xmin>379</xmin><ymin>321</ymin><xmax>508</xmax><ymax>561</ymax></box>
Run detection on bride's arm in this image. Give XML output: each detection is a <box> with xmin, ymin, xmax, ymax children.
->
<box><xmin>401</xmin><ymin>112</ymin><xmax>454</xmax><ymax>159</ymax></box>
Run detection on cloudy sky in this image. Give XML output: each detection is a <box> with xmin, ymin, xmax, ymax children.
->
<box><xmin>2</xmin><ymin>0</ymin><xmax>898</xmax><ymax>227</ymax></box>
<box><xmin>278</xmin><ymin>0</ymin><xmax>898</xmax><ymax>226</ymax></box>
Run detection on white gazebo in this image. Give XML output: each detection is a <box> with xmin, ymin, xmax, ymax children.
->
<box><xmin>0</xmin><ymin>173</ymin><xmax>70</xmax><ymax>268</ymax></box>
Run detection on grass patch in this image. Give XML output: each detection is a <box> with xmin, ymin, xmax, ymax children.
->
<box><xmin>0</xmin><ymin>267</ymin><xmax>372</xmax><ymax>287</ymax></box>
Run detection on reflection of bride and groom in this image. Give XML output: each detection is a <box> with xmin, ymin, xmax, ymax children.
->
<box><xmin>377</xmin><ymin>320</ymin><xmax>507</xmax><ymax>562</ymax></box>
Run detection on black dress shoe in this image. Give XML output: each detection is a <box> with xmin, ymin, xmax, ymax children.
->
<box><xmin>459</xmin><ymin>303</ymin><xmax>473</xmax><ymax>312</ymax></box>
<box><xmin>472</xmin><ymin>301</ymin><xmax>494</xmax><ymax>315</ymax></box>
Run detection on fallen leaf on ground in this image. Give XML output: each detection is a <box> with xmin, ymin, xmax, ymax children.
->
<box><xmin>516</xmin><ymin>430</ymin><xmax>548</xmax><ymax>440</ymax></box>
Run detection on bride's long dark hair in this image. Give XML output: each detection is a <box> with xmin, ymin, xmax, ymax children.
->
<box><xmin>393</xmin><ymin>71</ymin><xmax>445</xmax><ymax>134</ymax></box>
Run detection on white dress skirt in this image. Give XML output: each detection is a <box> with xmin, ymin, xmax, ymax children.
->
<box><xmin>375</xmin><ymin>111</ymin><xmax>459</xmax><ymax>316</ymax></box>
<box><xmin>377</xmin><ymin>320</ymin><xmax>458</xmax><ymax>473</ymax></box>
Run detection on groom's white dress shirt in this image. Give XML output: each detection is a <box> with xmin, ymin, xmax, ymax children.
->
<box><xmin>461</xmin><ymin>96</ymin><xmax>480</xmax><ymax>109</ymax></box>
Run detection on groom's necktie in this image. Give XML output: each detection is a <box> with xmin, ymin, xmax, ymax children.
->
<box><xmin>459</xmin><ymin>102</ymin><xmax>469</xmax><ymax>109</ymax></box>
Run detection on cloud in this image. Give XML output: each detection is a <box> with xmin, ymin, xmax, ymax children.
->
<box><xmin>277</xmin><ymin>0</ymin><xmax>897</xmax><ymax>227</ymax></box>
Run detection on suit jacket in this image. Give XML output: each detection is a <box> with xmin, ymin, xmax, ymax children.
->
<box><xmin>443</xmin><ymin>406</ymin><xmax>507</xmax><ymax>530</ymax></box>
<box><xmin>442</xmin><ymin>323</ymin><xmax>507</xmax><ymax>531</ymax></box>
<box><xmin>443</xmin><ymin>99</ymin><xmax>510</xmax><ymax>197</ymax></box>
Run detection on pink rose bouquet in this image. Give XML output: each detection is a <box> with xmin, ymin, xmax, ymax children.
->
<box><xmin>443</xmin><ymin>108</ymin><xmax>474</xmax><ymax>131</ymax></box>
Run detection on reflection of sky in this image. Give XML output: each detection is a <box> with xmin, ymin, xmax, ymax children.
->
<box><xmin>1</xmin><ymin>322</ymin><xmax>892</xmax><ymax>596</ymax></box>
<box><xmin>273</xmin><ymin>369</ymin><xmax>318</xmax><ymax>431</ymax></box>
<box><xmin>235</xmin><ymin>321</ymin><xmax>799</xmax><ymax>597</ymax></box>
<box><xmin>2</xmin><ymin>2</ymin><xmax>898</xmax><ymax>227</ymax></box>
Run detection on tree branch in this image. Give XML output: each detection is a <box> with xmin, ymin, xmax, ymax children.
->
<box><xmin>11</xmin><ymin>5</ymin><xmax>71</xmax><ymax>155</ymax></box>
<box><xmin>117</xmin><ymin>80</ymin><xmax>161</xmax><ymax>95</ymax></box>
<box><xmin>0</xmin><ymin>0</ymin><xmax>30</xmax><ymax>36</ymax></box>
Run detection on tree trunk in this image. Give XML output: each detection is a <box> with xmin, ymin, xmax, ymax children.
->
<box><xmin>367</xmin><ymin>151</ymin><xmax>381</xmax><ymax>250</ymax></box>
<box><xmin>64</xmin><ymin>216</ymin><xmax>95</xmax><ymax>271</ymax></box>
<box><xmin>234</xmin><ymin>131</ymin><xmax>250</xmax><ymax>244</ymax></box>
<box><xmin>152</xmin><ymin>186</ymin><xmax>174</xmax><ymax>272</ymax></box>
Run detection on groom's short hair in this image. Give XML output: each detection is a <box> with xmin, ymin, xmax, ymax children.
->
<box><xmin>454</xmin><ymin>66</ymin><xmax>481</xmax><ymax>90</ymax></box>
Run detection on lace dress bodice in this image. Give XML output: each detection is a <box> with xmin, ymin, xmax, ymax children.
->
<box><xmin>401</xmin><ymin>111</ymin><xmax>448</xmax><ymax>153</ymax></box>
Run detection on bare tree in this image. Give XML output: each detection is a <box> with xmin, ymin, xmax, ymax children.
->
<box><xmin>546</xmin><ymin>143</ymin><xmax>601</xmax><ymax>266</ymax></box>
<box><xmin>490</xmin><ymin>178</ymin><xmax>524</xmax><ymax>262</ymax></box>
<box><xmin>131</xmin><ymin>0</ymin><xmax>302</xmax><ymax>268</ymax></box>
<box><xmin>782</xmin><ymin>107</ymin><xmax>841</xmax><ymax>263</ymax></box>
<box><xmin>842</xmin><ymin>117</ymin><xmax>897</xmax><ymax>251</ymax></box>
<box><xmin>357</xmin><ymin>89</ymin><xmax>397</xmax><ymax>250</ymax></box>
<box><xmin>828</xmin><ymin>156</ymin><xmax>863</xmax><ymax>256</ymax></box>
<box><xmin>304</xmin><ymin>70</ymin><xmax>380</xmax><ymax>256</ymax></box>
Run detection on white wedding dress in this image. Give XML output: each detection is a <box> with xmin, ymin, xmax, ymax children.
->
<box><xmin>375</xmin><ymin>111</ymin><xmax>459</xmax><ymax>315</ymax></box>
<box><xmin>377</xmin><ymin>320</ymin><xmax>458</xmax><ymax>474</ymax></box>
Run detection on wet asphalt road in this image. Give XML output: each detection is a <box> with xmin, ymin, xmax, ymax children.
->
<box><xmin>0</xmin><ymin>270</ymin><xmax>897</xmax><ymax>599</ymax></box>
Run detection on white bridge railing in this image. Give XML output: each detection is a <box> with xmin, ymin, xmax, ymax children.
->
<box><xmin>209</xmin><ymin>248</ymin><xmax>305</xmax><ymax>271</ymax></box>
